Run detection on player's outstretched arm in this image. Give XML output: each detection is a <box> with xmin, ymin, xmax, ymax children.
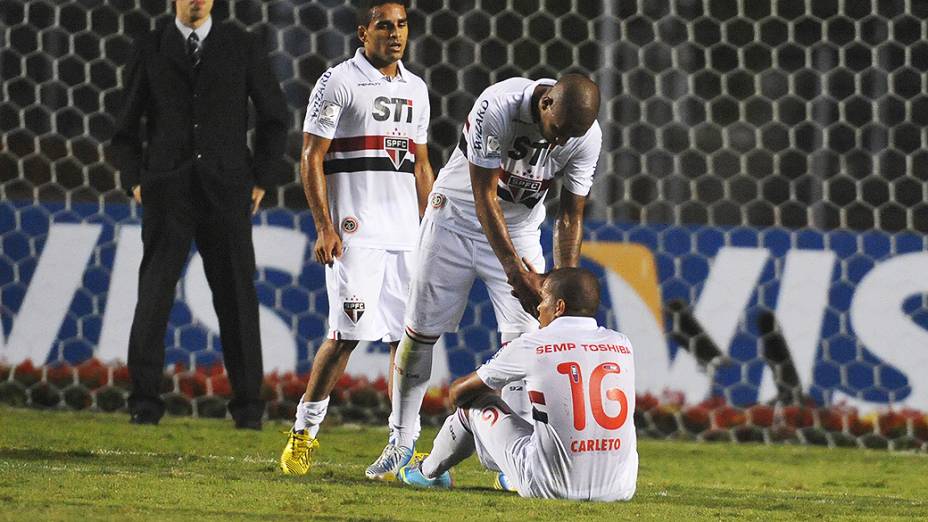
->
<box><xmin>469</xmin><ymin>163</ymin><xmax>522</xmax><ymax>275</ymax></box>
<box><xmin>300</xmin><ymin>132</ymin><xmax>341</xmax><ymax>265</ymax></box>
<box><xmin>413</xmin><ymin>142</ymin><xmax>434</xmax><ymax>218</ymax></box>
<box><xmin>470</xmin><ymin>163</ymin><xmax>545</xmax><ymax>312</ymax></box>
<box><xmin>553</xmin><ymin>190</ymin><xmax>587</xmax><ymax>268</ymax></box>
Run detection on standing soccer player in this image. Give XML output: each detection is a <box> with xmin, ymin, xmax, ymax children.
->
<box><xmin>399</xmin><ymin>268</ymin><xmax>638</xmax><ymax>501</ymax></box>
<box><xmin>367</xmin><ymin>74</ymin><xmax>601</xmax><ymax>479</ymax></box>
<box><xmin>279</xmin><ymin>0</ymin><xmax>433</xmax><ymax>475</ymax></box>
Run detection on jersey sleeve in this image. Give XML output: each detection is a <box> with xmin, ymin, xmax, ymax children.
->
<box><xmin>465</xmin><ymin>93</ymin><xmax>508</xmax><ymax>170</ymax></box>
<box><xmin>476</xmin><ymin>336</ymin><xmax>530</xmax><ymax>390</ymax></box>
<box><xmin>302</xmin><ymin>68</ymin><xmax>351</xmax><ymax>139</ymax></box>
<box><xmin>561</xmin><ymin>121</ymin><xmax>602</xmax><ymax>197</ymax></box>
<box><xmin>415</xmin><ymin>83</ymin><xmax>430</xmax><ymax>144</ymax></box>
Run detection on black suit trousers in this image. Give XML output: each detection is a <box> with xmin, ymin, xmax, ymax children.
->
<box><xmin>127</xmin><ymin>170</ymin><xmax>264</xmax><ymax>421</ymax></box>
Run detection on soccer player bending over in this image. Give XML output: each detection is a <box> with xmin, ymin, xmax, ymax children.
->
<box><xmin>368</xmin><ymin>72</ymin><xmax>603</xmax><ymax>479</ymax></box>
<box><xmin>399</xmin><ymin>268</ymin><xmax>638</xmax><ymax>502</ymax></box>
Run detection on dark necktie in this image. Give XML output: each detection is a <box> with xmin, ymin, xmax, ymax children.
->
<box><xmin>187</xmin><ymin>32</ymin><xmax>202</xmax><ymax>69</ymax></box>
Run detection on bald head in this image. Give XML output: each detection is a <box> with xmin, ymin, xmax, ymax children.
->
<box><xmin>544</xmin><ymin>267</ymin><xmax>601</xmax><ymax>318</ymax></box>
<box><xmin>536</xmin><ymin>73</ymin><xmax>601</xmax><ymax>145</ymax></box>
<box><xmin>550</xmin><ymin>74</ymin><xmax>600</xmax><ymax>132</ymax></box>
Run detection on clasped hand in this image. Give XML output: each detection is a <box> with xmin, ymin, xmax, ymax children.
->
<box><xmin>314</xmin><ymin>226</ymin><xmax>343</xmax><ymax>266</ymax></box>
<box><xmin>509</xmin><ymin>257</ymin><xmax>546</xmax><ymax>317</ymax></box>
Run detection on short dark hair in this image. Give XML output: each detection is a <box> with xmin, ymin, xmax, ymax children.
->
<box><xmin>357</xmin><ymin>0</ymin><xmax>410</xmax><ymax>26</ymax></box>
<box><xmin>546</xmin><ymin>267</ymin><xmax>601</xmax><ymax>317</ymax></box>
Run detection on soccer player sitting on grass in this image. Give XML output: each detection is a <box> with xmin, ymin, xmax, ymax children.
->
<box><xmin>398</xmin><ymin>268</ymin><xmax>638</xmax><ymax>501</ymax></box>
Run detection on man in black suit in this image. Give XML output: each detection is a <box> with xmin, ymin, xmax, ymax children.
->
<box><xmin>109</xmin><ymin>0</ymin><xmax>289</xmax><ymax>429</ymax></box>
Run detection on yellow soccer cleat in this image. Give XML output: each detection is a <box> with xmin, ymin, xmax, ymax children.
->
<box><xmin>279</xmin><ymin>429</ymin><xmax>319</xmax><ymax>475</ymax></box>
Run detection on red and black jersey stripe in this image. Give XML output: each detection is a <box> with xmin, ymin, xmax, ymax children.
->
<box><xmin>323</xmin><ymin>157</ymin><xmax>414</xmax><ymax>174</ymax></box>
<box><xmin>529</xmin><ymin>390</ymin><xmax>548</xmax><ymax>424</ymax></box>
<box><xmin>323</xmin><ymin>135</ymin><xmax>415</xmax><ymax>175</ymax></box>
<box><xmin>328</xmin><ymin>135</ymin><xmax>410</xmax><ymax>153</ymax></box>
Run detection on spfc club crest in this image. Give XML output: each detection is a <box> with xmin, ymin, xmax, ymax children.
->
<box><xmin>504</xmin><ymin>174</ymin><xmax>543</xmax><ymax>203</ymax></box>
<box><xmin>384</xmin><ymin>137</ymin><xmax>409</xmax><ymax>170</ymax></box>
<box><xmin>343</xmin><ymin>296</ymin><xmax>365</xmax><ymax>324</ymax></box>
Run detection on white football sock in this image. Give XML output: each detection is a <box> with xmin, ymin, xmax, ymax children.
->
<box><xmin>294</xmin><ymin>396</ymin><xmax>329</xmax><ymax>438</ymax></box>
<box><xmin>389</xmin><ymin>328</ymin><xmax>438</xmax><ymax>449</ymax></box>
<box><xmin>499</xmin><ymin>332</ymin><xmax>532</xmax><ymax>423</ymax></box>
<box><xmin>421</xmin><ymin>408</ymin><xmax>475</xmax><ymax>479</ymax></box>
<box><xmin>390</xmin><ymin>413</ymin><xmax>423</xmax><ymax>444</ymax></box>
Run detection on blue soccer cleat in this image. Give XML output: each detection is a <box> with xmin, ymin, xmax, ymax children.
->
<box><xmin>365</xmin><ymin>442</ymin><xmax>414</xmax><ymax>480</ymax></box>
<box><xmin>398</xmin><ymin>452</ymin><xmax>452</xmax><ymax>489</ymax></box>
<box><xmin>494</xmin><ymin>472</ymin><xmax>518</xmax><ymax>492</ymax></box>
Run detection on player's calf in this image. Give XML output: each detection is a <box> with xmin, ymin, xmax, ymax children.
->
<box><xmin>419</xmin><ymin>408</ymin><xmax>477</xmax><ymax>479</ymax></box>
<box><xmin>388</xmin><ymin>326</ymin><xmax>440</xmax><ymax>449</ymax></box>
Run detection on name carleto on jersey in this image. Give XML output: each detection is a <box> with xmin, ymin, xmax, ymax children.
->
<box><xmin>372</xmin><ymin>96</ymin><xmax>414</xmax><ymax>123</ymax></box>
<box><xmin>571</xmin><ymin>437</ymin><xmax>622</xmax><ymax>453</ymax></box>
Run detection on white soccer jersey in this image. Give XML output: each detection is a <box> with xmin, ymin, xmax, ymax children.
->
<box><xmin>303</xmin><ymin>48</ymin><xmax>429</xmax><ymax>250</ymax></box>
<box><xmin>430</xmin><ymin>78</ymin><xmax>602</xmax><ymax>240</ymax></box>
<box><xmin>476</xmin><ymin>316</ymin><xmax>638</xmax><ymax>501</ymax></box>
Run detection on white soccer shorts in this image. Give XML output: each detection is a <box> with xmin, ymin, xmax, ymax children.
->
<box><xmin>405</xmin><ymin>212</ymin><xmax>545</xmax><ymax>336</ymax></box>
<box><xmin>325</xmin><ymin>246</ymin><xmax>412</xmax><ymax>343</ymax></box>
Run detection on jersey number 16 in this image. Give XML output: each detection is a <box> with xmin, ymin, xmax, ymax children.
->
<box><xmin>556</xmin><ymin>361</ymin><xmax>629</xmax><ymax>431</ymax></box>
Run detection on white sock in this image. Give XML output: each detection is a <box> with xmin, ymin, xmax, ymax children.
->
<box><xmin>413</xmin><ymin>413</ymin><xmax>422</xmax><ymax>444</ymax></box>
<box><xmin>499</xmin><ymin>332</ymin><xmax>532</xmax><ymax>423</ymax></box>
<box><xmin>421</xmin><ymin>409</ymin><xmax>475</xmax><ymax>478</ymax></box>
<box><xmin>294</xmin><ymin>396</ymin><xmax>329</xmax><ymax>438</ymax></box>
<box><xmin>389</xmin><ymin>328</ymin><xmax>438</xmax><ymax>449</ymax></box>
<box><xmin>389</xmin><ymin>412</ymin><xmax>423</xmax><ymax>445</ymax></box>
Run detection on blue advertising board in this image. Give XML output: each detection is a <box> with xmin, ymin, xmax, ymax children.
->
<box><xmin>1</xmin><ymin>201</ymin><xmax>925</xmax><ymax>411</ymax></box>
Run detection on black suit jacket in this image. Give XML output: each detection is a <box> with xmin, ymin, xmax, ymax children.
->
<box><xmin>110</xmin><ymin>20</ymin><xmax>289</xmax><ymax>198</ymax></box>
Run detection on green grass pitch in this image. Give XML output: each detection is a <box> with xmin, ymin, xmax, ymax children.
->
<box><xmin>1</xmin><ymin>407</ymin><xmax>926</xmax><ymax>520</ymax></box>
